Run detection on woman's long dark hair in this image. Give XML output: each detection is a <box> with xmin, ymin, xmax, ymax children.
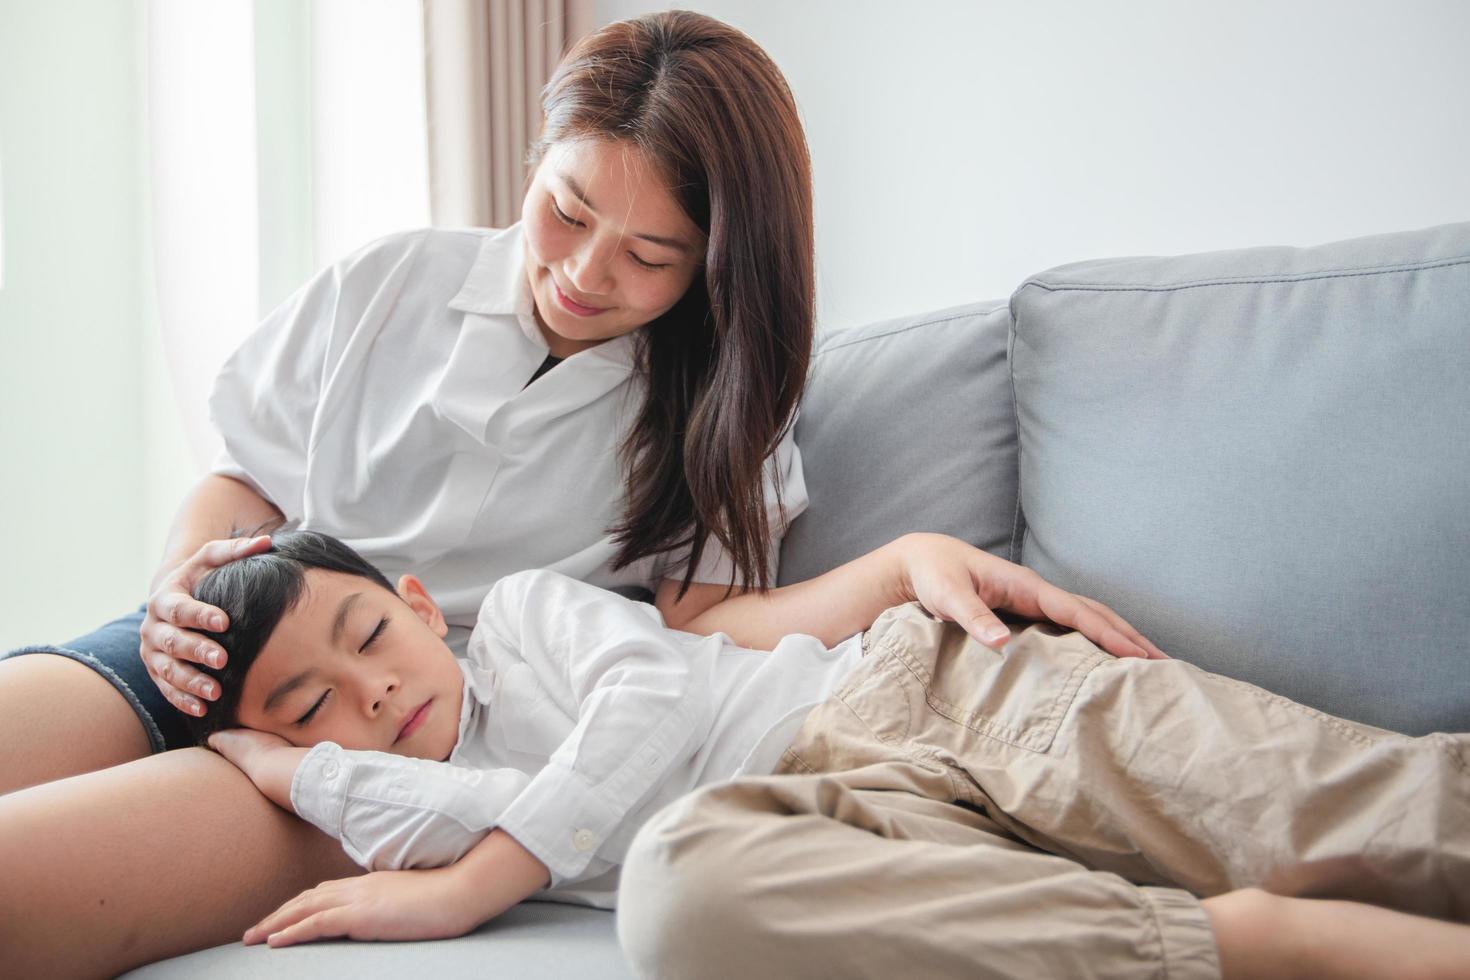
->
<box><xmin>532</xmin><ymin>11</ymin><xmax>814</xmax><ymax>597</ymax></box>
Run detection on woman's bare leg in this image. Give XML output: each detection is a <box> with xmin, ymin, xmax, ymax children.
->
<box><xmin>0</xmin><ymin>654</ymin><xmax>152</xmax><ymax>794</ymax></box>
<box><xmin>0</xmin><ymin>746</ymin><xmax>362</xmax><ymax>978</ymax></box>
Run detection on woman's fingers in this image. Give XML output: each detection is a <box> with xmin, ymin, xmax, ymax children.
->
<box><xmin>925</xmin><ymin>580</ymin><xmax>1011</xmax><ymax>650</ymax></box>
<box><xmin>162</xmin><ymin>535</ymin><xmax>272</xmax><ymax>631</ymax></box>
<box><xmin>155</xmin><ymin>591</ymin><xmax>229</xmax><ymax>635</ymax></box>
<box><xmin>135</xmin><ymin>535</ymin><xmax>271</xmax><ymax>713</ymax></box>
<box><xmin>145</xmin><ymin>615</ymin><xmax>226</xmax><ymax>669</ymax></box>
<box><xmin>184</xmin><ymin>535</ymin><xmax>272</xmax><ymax>582</ymax></box>
<box><xmin>1076</xmin><ymin>596</ymin><xmax>1169</xmax><ymax>660</ymax></box>
<box><xmin>930</xmin><ymin>541</ymin><xmax>1167</xmax><ymax>661</ymax></box>
<box><xmin>1034</xmin><ymin>586</ymin><xmax>1152</xmax><ymax>660</ymax></box>
<box><xmin>142</xmin><ymin>620</ymin><xmax>221</xmax><ymax>705</ymax></box>
<box><xmin>147</xmin><ymin>651</ymin><xmax>218</xmax><ymax>709</ymax></box>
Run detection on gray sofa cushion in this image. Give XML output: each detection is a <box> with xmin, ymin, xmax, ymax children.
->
<box><xmin>122</xmin><ymin>902</ymin><xmax>627</xmax><ymax>979</ymax></box>
<box><xmin>1009</xmin><ymin>222</ymin><xmax>1470</xmax><ymax>735</ymax></box>
<box><xmin>778</xmin><ymin>301</ymin><xmax>1018</xmax><ymax>585</ymax></box>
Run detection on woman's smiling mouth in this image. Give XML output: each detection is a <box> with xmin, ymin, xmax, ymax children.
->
<box><xmin>553</xmin><ymin>280</ymin><xmax>609</xmax><ymax>316</ymax></box>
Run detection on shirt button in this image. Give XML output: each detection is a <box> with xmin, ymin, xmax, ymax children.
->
<box><xmin>572</xmin><ymin>829</ymin><xmax>596</xmax><ymax>852</ymax></box>
<box><xmin>322</xmin><ymin>761</ymin><xmax>340</xmax><ymax>779</ymax></box>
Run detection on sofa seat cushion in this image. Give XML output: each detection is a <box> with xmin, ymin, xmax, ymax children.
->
<box><xmin>121</xmin><ymin>901</ymin><xmax>628</xmax><ymax>979</ymax></box>
<box><xmin>1009</xmin><ymin>222</ymin><xmax>1470</xmax><ymax>735</ymax></box>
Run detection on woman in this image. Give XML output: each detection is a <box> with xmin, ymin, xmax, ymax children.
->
<box><xmin>0</xmin><ymin>12</ymin><xmax>821</xmax><ymax>975</ymax></box>
<box><xmin>0</xmin><ymin>11</ymin><xmax>1161</xmax><ymax>976</ymax></box>
<box><xmin>3</xmin><ymin>12</ymin><xmax>813</xmax><ymax>772</ymax></box>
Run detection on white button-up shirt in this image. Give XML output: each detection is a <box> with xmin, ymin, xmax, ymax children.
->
<box><xmin>209</xmin><ymin>225</ymin><xmax>806</xmax><ymax>653</ymax></box>
<box><xmin>289</xmin><ymin>569</ymin><xmax>864</xmax><ymax>908</ymax></box>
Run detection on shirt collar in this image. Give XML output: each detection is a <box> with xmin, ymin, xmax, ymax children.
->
<box><xmin>448</xmin><ymin>223</ymin><xmax>535</xmax><ymax>320</ymax></box>
<box><xmin>449</xmin><ymin>657</ymin><xmax>495</xmax><ymax>760</ymax></box>
<box><xmin>446</xmin><ymin>220</ymin><xmax>642</xmax><ymax>375</ymax></box>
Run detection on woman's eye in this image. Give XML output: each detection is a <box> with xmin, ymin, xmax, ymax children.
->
<box><xmin>550</xmin><ymin>199</ymin><xmax>582</xmax><ymax>227</ymax></box>
<box><xmin>629</xmin><ymin>252</ymin><xmax>670</xmax><ymax>271</ymax></box>
<box><xmin>295</xmin><ymin>689</ymin><xmax>331</xmax><ymax>727</ymax></box>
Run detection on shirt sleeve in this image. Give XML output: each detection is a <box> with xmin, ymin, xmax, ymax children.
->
<box><xmin>659</xmin><ymin>419</ymin><xmax>809</xmax><ymax>588</ymax></box>
<box><xmin>206</xmin><ymin>230</ymin><xmax>429</xmax><ymax>519</ymax></box>
<box><xmin>290</xmin><ymin>741</ymin><xmax>531</xmax><ymax>871</ymax></box>
<box><xmin>474</xmin><ymin>569</ymin><xmax>717</xmax><ymax>886</ymax></box>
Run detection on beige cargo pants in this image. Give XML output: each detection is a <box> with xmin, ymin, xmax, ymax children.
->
<box><xmin>618</xmin><ymin>603</ymin><xmax>1470</xmax><ymax>979</ymax></box>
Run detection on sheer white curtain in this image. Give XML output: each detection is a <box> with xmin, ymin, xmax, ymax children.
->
<box><xmin>423</xmin><ymin>0</ymin><xmax>593</xmax><ymax>228</ymax></box>
<box><xmin>146</xmin><ymin>0</ymin><xmax>429</xmax><ymax>467</ymax></box>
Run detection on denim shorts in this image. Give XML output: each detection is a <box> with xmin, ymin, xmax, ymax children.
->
<box><xmin>2</xmin><ymin>607</ymin><xmax>192</xmax><ymax>754</ymax></box>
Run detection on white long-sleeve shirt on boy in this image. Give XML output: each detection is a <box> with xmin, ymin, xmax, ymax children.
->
<box><xmin>289</xmin><ymin>569</ymin><xmax>864</xmax><ymax>908</ymax></box>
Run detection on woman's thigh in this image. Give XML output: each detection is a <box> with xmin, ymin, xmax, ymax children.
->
<box><xmin>0</xmin><ymin>653</ymin><xmax>153</xmax><ymax>794</ymax></box>
<box><xmin>0</xmin><ymin>607</ymin><xmax>196</xmax><ymax>793</ymax></box>
<box><xmin>0</xmin><ymin>745</ymin><xmax>363</xmax><ymax>977</ymax></box>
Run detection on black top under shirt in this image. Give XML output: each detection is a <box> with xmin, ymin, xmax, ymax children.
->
<box><xmin>525</xmin><ymin>354</ymin><xmax>562</xmax><ymax>389</ymax></box>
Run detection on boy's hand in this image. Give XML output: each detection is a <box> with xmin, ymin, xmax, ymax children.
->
<box><xmin>208</xmin><ymin>729</ymin><xmax>308</xmax><ymax>812</ymax></box>
<box><xmin>242</xmin><ymin>866</ymin><xmax>486</xmax><ymax>947</ymax></box>
<box><xmin>895</xmin><ymin>533</ymin><xmax>1168</xmax><ymax>660</ymax></box>
<box><xmin>244</xmin><ymin>829</ymin><xmax>549</xmax><ymax>948</ymax></box>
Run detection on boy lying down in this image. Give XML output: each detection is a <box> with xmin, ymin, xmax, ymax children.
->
<box><xmin>194</xmin><ymin>531</ymin><xmax>1470</xmax><ymax>980</ymax></box>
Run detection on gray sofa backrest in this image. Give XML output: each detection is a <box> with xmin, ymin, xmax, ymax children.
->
<box><xmin>781</xmin><ymin>222</ymin><xmax>1470</xmax><ymax>736</ymax></box>
<box><xmin>778</xmin><ymin>301</ymin><xmax>1019</xmax><ymax>586</ymax></box>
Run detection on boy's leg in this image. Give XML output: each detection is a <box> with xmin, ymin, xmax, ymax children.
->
<box><xmin>855</xmin><ymin>606</ymin><xmax>1470</xmax><ymax>919</ymax></box>
<box><xmin>620</xmin><ymin>769</ymin><xmax>1221</xmax><ymax>980</ymax></box>
<box><xmin>0</xmin><ymin>747</ymin><xmax>363</xmax><ymax>977</ymax></box>
<box><xmin>621</xmin><ymin>603</ymin><xmax>1470</xmax><ymax>979</ymax></box>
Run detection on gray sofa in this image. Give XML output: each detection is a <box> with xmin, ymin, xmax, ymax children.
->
<box><xmin>127</xmin><ymin>221</ymin><xmax>1470</xmax><ymax>978</ymax></box>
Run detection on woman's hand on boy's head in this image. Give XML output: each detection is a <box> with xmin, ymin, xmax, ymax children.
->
<box><xmin>208</xmin><ymin>728</ymin><xmax>307</xmax><ymax>812</ymax></box>
<box><xmin>895</xmin><ymin>533</ymin><xmax>1168</xmax><ymax>661</ymax></box>
<box><xmin>142</xmin><ymin>534</ymin><xmax>273</xmax><ymax>717</ymax></box>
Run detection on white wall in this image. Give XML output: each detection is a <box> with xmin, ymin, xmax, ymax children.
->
<box><xmin>0</xmin><ymin>0</ymin><xmax>154</xmax><ymax>649</ymax></box>
<box><xmin>0</xmin><ymin>0</ymin><xmax>428</xmax><ymax>650</ymax></box>
<box><xmin>2</xmin><ymin>0</ymin><xmax>1467</xmax><ymax>650</ymax></box>
<box><xmin>594</xmin><ymin>0</ymin><xmax>1470</xmax><ymax>332</ymax></box>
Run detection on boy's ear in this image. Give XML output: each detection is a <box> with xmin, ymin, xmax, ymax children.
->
<box><xmin>396</xmin><ymin>575</ymin><xmax>448</xmax><ymax>638</ymax></box>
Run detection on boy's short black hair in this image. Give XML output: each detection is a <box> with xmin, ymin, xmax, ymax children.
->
<box><xmin>185</xmin><ymin>530</ymin><xmax>395</xmax><ymax>744</ymax></box>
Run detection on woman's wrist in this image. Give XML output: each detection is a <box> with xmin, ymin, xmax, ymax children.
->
<box><xmin>889</xmin><ymin>532</ymin><xmax>945</xmax><ymax>607</ymax></box>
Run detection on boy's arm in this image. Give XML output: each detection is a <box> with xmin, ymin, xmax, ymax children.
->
<box><xmin>212</xmin><ymin>731</ymin><xmax>550</xmax><ymax>948</ymax></box>
<box><xmin>672</xmin><ymin>532</ymin><xmax>1166</xmax><ymax>660</ymax></box>
<box><xmin>209</xmin><ymin>730</ymin><xmax>539</xmax><ymax>873</ymax></box>
<box><xmin>214</xmin><ymin>728</ymin><xmax>543</xmax><ymax>875</ymax></box>
<box><xmin>240</xmin><ymin>829</ymin><xmax>548</xmax><ymax>948</ymax></box>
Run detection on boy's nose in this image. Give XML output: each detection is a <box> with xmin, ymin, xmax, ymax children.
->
<box><xmin>369</xmin><ymin>679</ymin><xmax>398</xmax><ymax>715</ymax></box>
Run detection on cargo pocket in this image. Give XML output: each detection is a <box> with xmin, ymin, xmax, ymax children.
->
<box><xmin>922</xmin><ymin>621</ymin><xmax>1108</xmax><ymax>754</ymax></box>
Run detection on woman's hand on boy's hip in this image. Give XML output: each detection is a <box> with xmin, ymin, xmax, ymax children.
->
<box><xmin>894</xmin><ymin>533</ymin><xmax>1168</xmax><ymax>661</ymax></box>
<box><xmin>208</xmin><ymin>729</ymin><xmax>307</xmax><ymax>812</ymax></box>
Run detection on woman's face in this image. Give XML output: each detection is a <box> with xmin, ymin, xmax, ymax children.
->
<box><xmin>522</xmin><ymin>138</ymin><xmax>705</xmax><ymax>358</ymax></box>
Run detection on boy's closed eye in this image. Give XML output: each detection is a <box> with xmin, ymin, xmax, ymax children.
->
<box><xmin>295</xmin><ymin>690</ymin><xmax>331</xmax><ymax>727</ymax></box>
<box><xmin>293</xmin><ymin>614</ymin><xmax>391</xmax><ymax>727</ymax></box>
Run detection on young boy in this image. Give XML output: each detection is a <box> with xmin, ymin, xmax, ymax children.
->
<box><xmin>194</xmin><ymin>531</ymin><xmax>1470</xmax><ymax>979</ymax></box>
